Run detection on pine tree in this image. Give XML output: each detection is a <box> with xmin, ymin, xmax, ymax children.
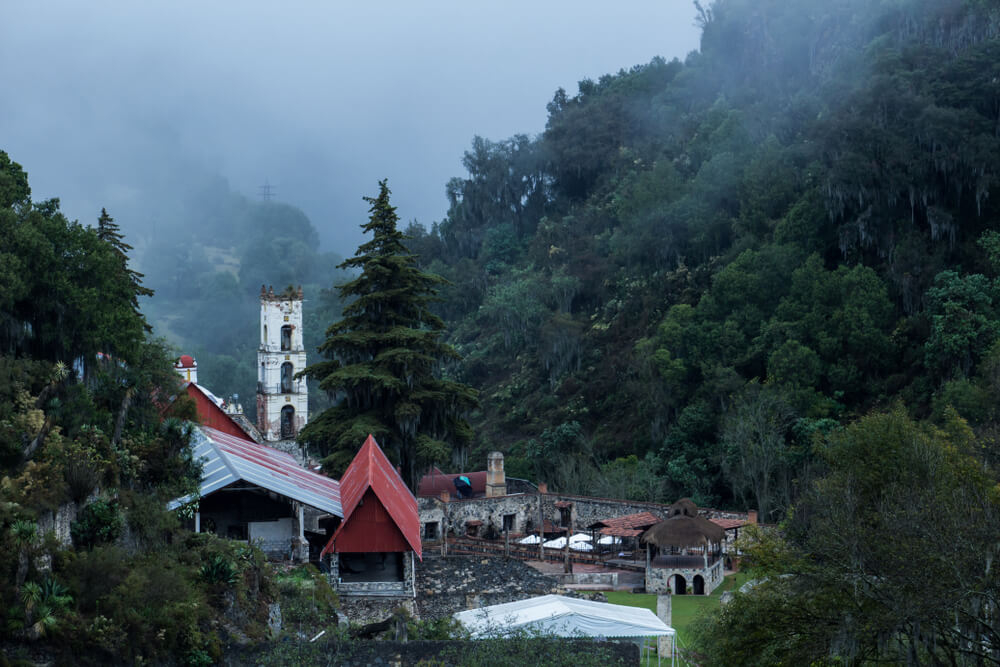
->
<box><xmin>298</xmin><ymin>180</ymin><xmax>478</xmax><ymax>488</ymax></box>
<box><xmin>97</xmin><ymin>208</ymin><xmax>154</xmax><ymax>332</ymax></box>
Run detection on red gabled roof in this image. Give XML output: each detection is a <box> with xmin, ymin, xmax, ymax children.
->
<box><xmin>321</xmin><ymin>434</ymin><xmax>421</xmax><ymax>559</ymax></box>
<box><xmin>182</xmin><ymin>383</ymin><xmax>257</xmax><ymax>442</ymax></box>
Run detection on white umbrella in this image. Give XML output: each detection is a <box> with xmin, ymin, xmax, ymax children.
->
<box><xmin>598</xmin><ymin>535</ymin><xmax>622</xmax><ymax>545</ymax></box>
<box><xmin>518</xmin><ymin>534</ymin><xmax>543</xmax><ymax>545</ymax></box>
<box><xmin>569</xmin><ymin>533</ymin><xmax>592</xmax><ymax>543</ymax></box>
<box><xmin>571</xmin><ymin>541</ymin><xmax>594</xmax><ymax>551</ymax></box>
<box><xmin>543</xmin><ymin>537</ymin><xmax>567</xmax><ymax>548</ymax></box>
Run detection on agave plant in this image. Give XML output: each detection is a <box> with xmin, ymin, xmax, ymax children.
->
<box><xmin>200</xmin><ymin>554</ymin><xmax>238</xmax><ymax>586</ymax></box>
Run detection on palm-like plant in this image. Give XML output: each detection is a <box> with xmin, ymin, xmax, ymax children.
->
<box><xmin>20</xmin><ymin>577</ymin><xmax>72</xmax><ymax>639</ymax></box>
<box><xmin>10</xmin><ymin>519</ymin><xmax>37</xmax><ymax>589</ymax></box>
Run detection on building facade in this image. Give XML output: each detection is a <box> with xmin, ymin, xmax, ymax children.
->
<box><xmin>256</xmin><ymin>285</ymin><xmax>308</xmax><ymax>441</ymax></box>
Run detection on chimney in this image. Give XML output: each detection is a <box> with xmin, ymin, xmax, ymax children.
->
<box><xmin>748</xmin><ymin>509</ymin><xmax>758</xmax><ymax>525</ymax></box>
<box><xmin>537</xmin><ymin>482</ymin><xmax>547</xmax><ymax>494</ymax></box>
<box><xmin>486</xmin><ymin>451</ymin><xmax>507</xmax><ymax>497</ymax></box>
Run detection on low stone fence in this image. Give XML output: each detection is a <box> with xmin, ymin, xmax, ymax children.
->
<box><xmin>224</xmin><ymin>638</ymin><xmax>638</xmax><ymax>666</ymax></box>
<box><xmin>445</xmin><ymin>536</ymin><xmax>605</xmax><ymax>565</ymax></box>
<box><xmin>337</xmin><ymin>581</ymin><xmax>410</xmax><ymax>597</ymax></box>
<box><xmin>551</xmin><ymin>571</ymin><xmax>619</xmax><ymax>587</ymax></box>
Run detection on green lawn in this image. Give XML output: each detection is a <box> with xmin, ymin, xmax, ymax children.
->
<box><xmin>605</xmin><ymin>572</ymin><xmax>749</xmax><ymax>665</ymax></box>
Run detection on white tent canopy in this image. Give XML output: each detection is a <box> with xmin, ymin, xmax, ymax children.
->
<box><xmin>542</xmin><ymin>533</ymin><xmax>592</xmax><ymax>549</ymax></box>
<box><xmin>453</xmin><ymin>594</ymin><xmax>676</xmax><ymax>639</ymax></box>
<box><xmin>517</xmin><ymin>534</ymin><xmax>542</xmax><ymax>545</ymax></box>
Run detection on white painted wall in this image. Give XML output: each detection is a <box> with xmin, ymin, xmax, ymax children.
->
<box><xmin>257</xmin><ymin>292</ymin><xmax>308</xmax><ymax>441</ymax></box>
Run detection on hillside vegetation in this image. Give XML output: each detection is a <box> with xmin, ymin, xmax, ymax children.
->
<box><xmin>399</xmin><ymin>0</ymin><xmax>1000</xmax><ymax>517</ymax></box>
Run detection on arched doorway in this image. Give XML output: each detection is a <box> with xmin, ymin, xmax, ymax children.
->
<box><xmin>280</xmin><ymin>405</ymin><xmax>295</xmax><ymax>439</ymax></box>
<box><xmin>693</xmin><ymin>574</ymin><xmax>705</xmax><ymax>595</ymax></box>
<box><xmin>281</xmin><ymin>325</ymin><xmax>292</xmax><ymax>351</ymax></box>
<box><xmin>673</xmin><ymin>574</ymin><xmax>687</xmax><ymax>595</ymax></box>
<box><xmin>280</xmin><ymin>362</ymin><xmax>294</xmax><ymax>393</ymax></box>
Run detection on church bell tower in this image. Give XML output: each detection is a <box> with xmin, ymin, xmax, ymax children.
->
<box><xmin>256</xmin><ymin>285</ymin><xmax>308</xmax><ymax>441</ymax></box>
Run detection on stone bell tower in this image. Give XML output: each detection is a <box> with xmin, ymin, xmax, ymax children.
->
<box><xmin>256</xmin><ymin>285</ymin><xmax>308</xmax><ymax>441</ymax></box>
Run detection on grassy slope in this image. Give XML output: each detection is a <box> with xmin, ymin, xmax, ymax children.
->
<box><xmin>605</xmin><ymin>572</ymin><xmax>749</xmax><ymax>664</ymax></box>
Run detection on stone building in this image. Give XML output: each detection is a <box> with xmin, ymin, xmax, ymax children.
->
<box><xmin>256</xmin><ymin>285</ymin><xmax>308</xmax><ymax>441</ymax></box>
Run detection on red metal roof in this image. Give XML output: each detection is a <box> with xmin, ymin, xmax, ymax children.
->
<box><xmin>417</xmin><ymin>469</ymin><xmax>487</xmax><ymax>497</ymax></box>
<box><xmin>589</xmin><ymin>512</ymin><xmax>662</xmax><ymax>537</ymax></box>
<box><xmin>711</xmin><ymin>518</ymin><xmax>746</xmax><ymax>530</ymax></box>
<box><xmin>184</xmin><ymin>383</ymin><xmax>256</xmax><ymax>441</ymax></box>
<box><xmin>176</xmin><ymin>354</ymin><xmax>196</xmax><ymax>368</ymax></box>
<box><xmin>321</xmin><ymin>434</ymin><xmax>421</xmax><ymax>559</ymax></box>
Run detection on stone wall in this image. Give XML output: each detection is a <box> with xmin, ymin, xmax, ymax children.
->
<box><xmin>551</xmin><ymin>571</ymin><xmax>619</xmax><ymax>587</ymax></box>
<box><xmin>36</xmin><ymin>500</ymin><xmax>80</xmax><ymax>548</ymax></box>
<box><xmin>334</xmin><ymin>555</ymin><xmax>564</xmax><ymax>624</ymax></box>
<box><xmin>645</xmin><ymin>558</ymin><xmax>724</xmax><ymax>595</ymax></box>
<box><xmin>415</xmin><ymin>555</ymin><xmax>565</xmax><ymax>620</ymax></box>
<box><xmin>419</xmin><ymin>491</ymin><xmax>751</xmax><ymax>544</ymax></box>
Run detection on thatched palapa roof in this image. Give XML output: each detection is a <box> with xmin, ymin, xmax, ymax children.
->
<box><xmin>641</xmin><ymin>498</ymin><xmax>725</xmax><ymax>549</ymax></box>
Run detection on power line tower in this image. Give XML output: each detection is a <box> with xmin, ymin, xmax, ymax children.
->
<box><xmin>258</xmin><ymin>178</ymin><xmax>275</xmax><ymax>202</ymax></box>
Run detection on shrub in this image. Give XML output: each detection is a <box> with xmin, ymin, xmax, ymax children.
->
<box><xmin>70</xmin><ymin>499</ymin><xmax>124</xmax><ymax>549</ymax></box>
<box><xmin>200</xmin><ymin>554</ymin><xmax>238</xmax><ymax>586</ymax></box>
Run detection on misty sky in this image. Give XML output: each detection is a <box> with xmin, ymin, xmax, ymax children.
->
<box><xmin>2</xmin><ymin>1</ymin><xmax>700</xmax><ymax>256</ymax></box>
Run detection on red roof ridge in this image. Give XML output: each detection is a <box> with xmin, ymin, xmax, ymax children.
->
<box><xmin>321</xmin><ymin>434</ymin><xmax>421</xmax><ymax>559</ymax></box>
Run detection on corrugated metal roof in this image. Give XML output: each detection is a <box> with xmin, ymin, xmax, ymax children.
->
<box><xmin>321</xmin><ymin>434</ymin><xmax>421</xmax><ymax>559</ymax></box>
<box><xmin>167</xmin><ymin>425</ymin><xmax>342</xmax><ymax>517</ymax></box>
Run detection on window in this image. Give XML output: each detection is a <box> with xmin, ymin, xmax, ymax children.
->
<box><xmin>280</xmin><ymin>325</ymin><xmax>292</xmax><ymax>351</ymax></box>
<box><xmin>281</xmin><ymin>362</ymin><xmax>294</xmax><ymax>393</ymax></box>
<box><xmin>423</xmin><ymin>522</ymin><xmax>439</xmax><ymax>540</ymax></box>
<box><xmin>280</xmin><ymin>405</ymin><xmax>295</xmax><ymax>439</ymax></box>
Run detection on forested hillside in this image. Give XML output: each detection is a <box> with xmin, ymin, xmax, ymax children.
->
<box><xmin>0</xmin><ymin>154</ymin><xmax>304</xmax><ymax>663</ymax></box>
<box><xmin>402</xmin><ymin>0</ymin><xmax>1000</xmax><ymax>517</ymax></box>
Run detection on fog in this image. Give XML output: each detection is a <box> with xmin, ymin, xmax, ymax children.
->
<box><xmin>1</xmin><ymin>1</ymin><xmax>699</xmax><ymax>255</ymax></box>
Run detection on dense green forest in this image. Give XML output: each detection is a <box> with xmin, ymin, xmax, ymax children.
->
<box><xmin>0</xmin><ymin>152</ymin><xmax>310</xmax><ymax>662</ymax></box>
<box><xmin>395</xmin><ymin>0</ymin><xmax>1000</xmax><ymax>518</ymax></box>
<box><xmin>126</xmin><ymin>0</ymin><xmax>1000</xmax><ymax>522</ymax></box>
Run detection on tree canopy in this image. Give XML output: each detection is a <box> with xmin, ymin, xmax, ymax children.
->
<box><xmin>298</xmin><ymin>180</ymin><xmax>478</xmax><ymax>488</ymax></box>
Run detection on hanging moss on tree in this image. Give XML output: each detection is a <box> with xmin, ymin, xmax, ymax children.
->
<box><xmin>298</xmin><ymin>180</ymin><xmax>478</xmax><ymax>488</ymax></box>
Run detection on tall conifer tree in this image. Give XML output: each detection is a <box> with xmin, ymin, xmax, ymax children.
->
<box><xmin>299</xmin><ymin>180</ymin><xmax>478</xmax><ymax>488</ymax></box>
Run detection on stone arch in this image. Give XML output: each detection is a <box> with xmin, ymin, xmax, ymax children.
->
<box><xmin>693</xmin><ymin>574</ymin><xmax>705</xmax><ymax>595</ymax></box>
<box><xmin>281</xmin><ymin>362</ymin><xmax>294</xmax><ymax>393</ymax></box>
<box><xmin>280</xmin><ymin>405</ymin><xmax>295</xmax><ymax>439</ymax></box>
<box><xmin>281</xmin><ymin>325</ymin><xmax>292</xmax><ymax>351</ymax></box>
<box><xmin>673</xmin><ymin>574</ymin><xmax>687</xmax><ymax>595</ymax></box>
